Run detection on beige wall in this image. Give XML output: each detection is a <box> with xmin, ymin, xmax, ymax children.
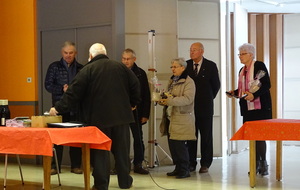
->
<box><xmin>178</xmin><ymin>0</ymin><xmax>222</xmax><ymax>157</ymax></box>
<box><xmin>125</xmin><ymin>0</ymin><xmax>178</xmax><ymax>165</ymax></box>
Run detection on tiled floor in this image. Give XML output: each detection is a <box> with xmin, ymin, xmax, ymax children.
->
<box><xmin>1</xmin><ymin>142</ymin><xmax>300</xmax><ymax>190</ymax></box>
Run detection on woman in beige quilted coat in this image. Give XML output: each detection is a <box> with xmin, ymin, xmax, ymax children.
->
<box><xmin>159</xmin><ymin>57</ymin><xmax>196</xmax><ymax>179</ymax></box>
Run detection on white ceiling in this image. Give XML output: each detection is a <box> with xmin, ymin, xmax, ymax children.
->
<box><xmin>230</xmin><ymin>0</ymin><xmax>300</xmax><ymax>13</ymax></box>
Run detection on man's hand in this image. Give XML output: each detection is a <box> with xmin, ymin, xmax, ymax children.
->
<box><xmin>49</xmin><ymin>107</ymin><xmax>58</xmax><ymax>116</ymax></box>
<box><xmin>141</xmin><ymin>117</ymin><xmax>149</xmax><ymax>124</ymax></box>
<box><xmin>63</xmin><ymin>84</ymin><xmax>68</xmax><ymax>92</ymax></box>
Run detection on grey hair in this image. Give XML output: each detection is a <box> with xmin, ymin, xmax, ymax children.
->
<box><xmin>171</xmin><ymin>57</ymin><xmax>187</xmax><ymax>68</ymax></box>
<box><xmin>123</xmin><ymin>48</ymin><xmax>136</xmax><ymax>58</ymax></box>
<box><xmin>89</xmin><ymin>43</ymin><xmax>107</xmax><ymax>57</ymax></box>
<box><xmin>238</xmin><ymin>43</ymin><xmax>256</xmax><ymax>58</ymax></box>
<box><xmin>62</xmin><ymin>41</ymin><xmax>76</xmax><ymax>51</ymax></box>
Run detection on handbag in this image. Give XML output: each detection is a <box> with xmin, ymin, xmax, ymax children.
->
<box><xmin>159</xmin><ymin>106</ymin><xmax>169</xmax><ymax>136</ymax></box>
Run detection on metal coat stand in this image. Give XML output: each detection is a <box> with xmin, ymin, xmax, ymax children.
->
<box><xmin>147</xmin><ymin>30</ymin><xmax>172</xmax><ymax>168</ymax></box>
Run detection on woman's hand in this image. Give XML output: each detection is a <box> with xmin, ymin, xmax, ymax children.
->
<box><xmin>244</xmin><ymin>91</ymin><xmax>254</xmax><ymax>101</ymax></box>
<box><xmin>158</xmin><ymin>99</ymin><xmax>168</xmax><ymax>106</ymax></box>
<box><xmin>226</xmin><ymin>90</ymin><xmax>234</xmax><ymax>98</ymax></box>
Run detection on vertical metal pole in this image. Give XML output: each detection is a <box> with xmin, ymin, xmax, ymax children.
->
<box><xmin>147</xmin><ymin>30</ymin><xmax>157</xmax><ymax>168</ymax></box>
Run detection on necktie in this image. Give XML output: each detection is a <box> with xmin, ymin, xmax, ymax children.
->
<box><xmin>194</xmin><ymin>64</ymin><xmax>199</xmax><ymax>76</ymax></box>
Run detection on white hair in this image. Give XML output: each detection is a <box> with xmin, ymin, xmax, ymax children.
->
<box><xmin>238</xmin><ymin>43</ymin><xmax>256</xmax><ymax>58</ymax></box>
<box><xmin>89</xmin><ymin>43</ymin><xmax>107</xmax><ymax>57</ymax></box>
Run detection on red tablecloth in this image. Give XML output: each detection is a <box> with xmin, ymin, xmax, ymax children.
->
<box><xmin>230</xmin><ymin>119</ymin><xmax>300</xmax><ymax>141</ymax></box>
<box><xmin>229</xmin><ymin>119</ymin><xmax>300</xmax><ymax>187</ymax></box>
<box><xmin>0</xmin><ymin>126</ymin><xmax>111</xmax><ymax>156</ymax></box>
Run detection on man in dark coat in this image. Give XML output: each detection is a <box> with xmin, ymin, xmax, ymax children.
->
<box><xmin>186</xmin><ymin>42</ymin><xmax>220</xmax><ymax>173</ymax></box>
<box><xmin>45</xmin><ymin>41</ymin><xmax>83</xmax><ymax>175</ymax></box>
<box><xmin>122</xmin><ymin>48</ymin><xmax>151</xmax><ymax>174</ymax></box>
<box><xmin>49</xmin><ymin>43</ymin><xmax>140</xmax><ymax>190</ymax></box>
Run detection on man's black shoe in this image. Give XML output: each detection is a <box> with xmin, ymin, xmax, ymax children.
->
<box><xmin>166</xmin><ymin>170</ymin><xmax>179</xmax><ymax>176</ymax></box>
<box><xmin>134</xmin><ymin>164</ymin><xmax>149</xmax><ymax>174</ymax></box>
<box><xmin>51</xmin><ymin>169</ymin><xmax>59</xmax><ymax>175</ymax></box>
<box><xmin>199</xmin><ymin>166</ymin><xmax>209</xmax><ymax>173</ymax></box>
<box><xmin>176</xmin><ymin>171</ymin><xmax>191</xmax><ymax>179</ymax></box>
<box><xmin>189</xmin><ymin>166</ymin><xmax>196</xmax><ymax>172</ymax></box>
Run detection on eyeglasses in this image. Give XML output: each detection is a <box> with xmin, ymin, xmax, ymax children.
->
<box><xmin>238</xmin><ymin>53</ymin><xmax>248</xmax><ymax>56</ymax></box>
<box><xmin>189</xmin><ymin>49</ymin><xmax>200</xmax><ymax>53</ymax></box>
<box><xmin>170</xmin><ymin>66</ymin><xmax>182</xmax><ymax>69</ymax></box>
<box><xmin>122</xmin><ymin>57</ymin><xmax>133</xmax><ymax>61</ymax></box>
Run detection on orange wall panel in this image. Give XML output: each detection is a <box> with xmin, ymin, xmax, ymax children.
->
<box><xmin>9</xmin><ymin>105</ymin><xmax>37</xmax><ymax>119</ymax></box>
<box><xmin>0</xmin><ymin>0</ymin><xmax>37</xmax><ymax>101</ymax></box>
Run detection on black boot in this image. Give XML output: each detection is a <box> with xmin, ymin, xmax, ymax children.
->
<box><xmin>259</xmin><ymin>160</ymin><xmax>269</xmax><ymax>176</ymax></box>
<box><xmin>248</xmin><ymin>160</ymin><xmax>261</xmax><ymax>175</ymax></box>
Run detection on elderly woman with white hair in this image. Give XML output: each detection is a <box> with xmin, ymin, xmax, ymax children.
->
<box><xmin>159</xmin><ymin>58</ymin><xmax>196</xmax><ymax>179</ymax></box>
<box><xmin>227</xmin><ymin>43</ymin><xmax>272</xmax><ymax>176</ymax></box>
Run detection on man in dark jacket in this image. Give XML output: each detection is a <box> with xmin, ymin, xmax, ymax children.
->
<box><xmin>122</xmin><ymin>48</ymin><xmax>151</xmax><ymax>174</ymax></box>
<box><xmin>186</xmin><ymin>42</ymin><xmax>220</xmax><ymax>174</ymax></box>
<box><xmin>49</xmin><ymin>43</ymin><xmax>140</xmax><ymax>190</ymax></box>
<box><xmin>44</xmin><ymin>41</ymin><xmax>83</xmax><ymax>175</ymax></box>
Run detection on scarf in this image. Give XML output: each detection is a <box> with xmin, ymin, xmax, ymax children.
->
<box><xmin>166</xmin><ymin>75</ymin><xmax>181</xmax><ymax>118</ymax></box>
<box><xmin>168</xmin><ymin>76</ymin><xmax>180</xmax><ymax>91</ymax></box>
<box><xmin>238</xmin><ymin>61</ymin><xmax>261</xmax><ymax>110</ymax></box>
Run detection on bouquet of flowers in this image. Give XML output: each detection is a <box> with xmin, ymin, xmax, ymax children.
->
<box><xmin>150</xmin><ymin>76</ymin><xmax>173</xmax><ymax>102</ymax></box>
<box><xmin>149</xmin><ymin>76</ymin><xmax>162</xmax><ymax>101</ymax></box>
<box><xmin>248</xmin><ymin>70</ymin><xmax>266</xmax><ymax>93</ymax></box>
<box><xmin>160</xmin><ymin>91</ymin><xmax>173</xmax><ymax>99</ymax></box>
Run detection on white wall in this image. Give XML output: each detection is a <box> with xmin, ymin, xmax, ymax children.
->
<box><xmin>284</xmin><ymin>14</ymin><xmax>300</xmax><ymax>119</ymax></box>
<box><xmin>230</xmin><ymin>3</ymin><xmax>249</xmax><ymax>153</ymax></box>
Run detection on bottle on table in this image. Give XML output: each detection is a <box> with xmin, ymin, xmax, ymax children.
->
<box><xmin>0</xmin><ymin>99</ymin><xmax>10</xmax><ymax>126</ymax></box>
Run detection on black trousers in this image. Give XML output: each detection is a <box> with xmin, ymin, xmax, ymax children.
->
<box><xmin>243</xmin><ymin>109</ymin><xmax>272</xmax><ymax>161</ymax></box>
<box><xmin>129</xmin><ymin>110</ymin><xmax>145</xmax><ymax>165</ymax></box>
<box><xmin>168</xmin><ymin>139</ymin><xmax>189</xmax><ymax>173</ymax></box>
<box><xmin>52</xmin><ymin>112</ymin><xmax>82</xmax><ymax>170</ymax></box>
<box><xmin>51</xmin><ymin>145</ymin><xmax>82</xmax><ymax>170</ymax></box>
<box><xmin>92</xmin><ymin>125</ymin><xmax>132</xmax><ymax>190</ymax></box>
<box><xmin>187</xmin><ymin>116</ymin><xmax>213</xmax><ymax>168</ymax></box>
